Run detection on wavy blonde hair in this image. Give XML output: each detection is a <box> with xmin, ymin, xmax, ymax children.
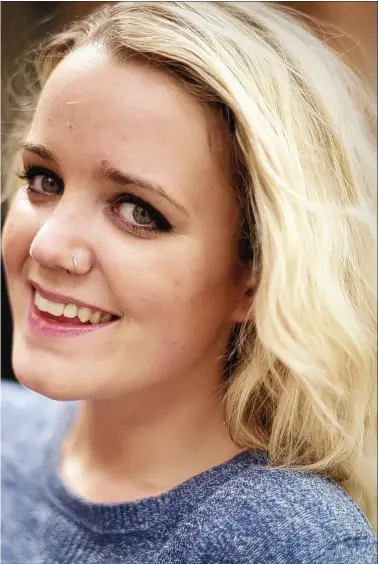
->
<box><xmin>3</xmin><ymin>1</ymin><xmax>377</xmax><ymax>534</ymax></box>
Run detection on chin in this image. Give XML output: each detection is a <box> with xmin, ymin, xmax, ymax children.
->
<box><xmin>11</xmin><ymin>347</ymin><xmax>90</xmax><ymax>402</ymax></box>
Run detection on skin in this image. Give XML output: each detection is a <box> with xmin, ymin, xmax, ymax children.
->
<box><xmin>2</xmin><ymin>45</ymin><xmax>253</xmax><ymax>502</ymax></box>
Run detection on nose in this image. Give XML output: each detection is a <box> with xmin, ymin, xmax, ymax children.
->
<box><xmin>29</xmin><ymin>204</ymin><xmax>94</xmax><ymax>276</ymax></box>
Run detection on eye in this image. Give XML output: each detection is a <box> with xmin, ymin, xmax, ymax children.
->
<box><xmin>18</xmin><ymin>166</ymin><xmax>63</xmax><ymax>196</ymax></box>
<box><xmin>111</xmin><ymin>194</ymin><xmax>173</xmax><ymax>237</ymax></box>
<box><xmin>118</xmin><ymin>200</ymin><xmax>155</xmax><ymax>227</ymax></box>
<box><xmin>17</xmin><ymin>165</ymin><xmax>173</xmax><ymax>238</ymax></box>
<box><xmin>37</xmin><ymin>175</ymin><xmax>61</xmax><ymax>194</ymax></box>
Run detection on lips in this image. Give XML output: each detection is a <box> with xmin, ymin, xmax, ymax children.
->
<box><xmin>33</xmin><ymin>289</ymin><xmax>116</xmax><ymax>325</ymax></box>
<box><xmin>27</xmin><ymin>285</ymin><xmax>120</xmax><ymax>339</ymax></box>
<box><xmin>29</xmin><ymin>280</ymin><xmax>120</xmax><ymax>319</ymax></box>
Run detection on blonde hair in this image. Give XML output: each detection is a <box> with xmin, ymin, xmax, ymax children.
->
<box><xmin>3</xmin><ymin>1</ymin><xmax>377</xmax><ymax>534</ymax></box>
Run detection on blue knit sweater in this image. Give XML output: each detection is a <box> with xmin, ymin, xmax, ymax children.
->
<box><xmin>1</xmin><ymin>380</ymin><xmax>377</xmax><ymax>563</ymax></box>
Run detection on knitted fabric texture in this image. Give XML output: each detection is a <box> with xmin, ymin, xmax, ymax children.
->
<box><xmin>2</xmin><ymin>380</ymin><xmax>377</xmax><ymax>563</ymax></box>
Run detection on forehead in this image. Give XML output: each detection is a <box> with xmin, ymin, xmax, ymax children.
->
<box><xmin>28</xmin><ymin>46</ymin><xmax>233</xmax><ymax>216</ymax></box>
<box><xmin>34</xmin><ymin>50</ymin><xmax>194</xmax><ymax>146</ymax></box>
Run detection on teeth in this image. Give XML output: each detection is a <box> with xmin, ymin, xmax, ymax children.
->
<box><xmin>46</xmin><ymin>301</ymin><xmax>65</xmax><ymax>316</ymax></box>
<box><xmin>35</xmin><ymin>292</ymin><xmax>49</xmax><ymax>312</ymax></box>
<box><xmin>77</xmin><ymin>307</ymin><xmax>92</xmax><ymax>323</ymax></box>
<box><xmin>34</xmin><ymin>291</ymin><xmax>113</xmax><ymax>325</ymax></box>
<box><xmin>90</xmin><ymin>311</ymin><xmax>102</xmax><ymax>324</ymax></box>
<box><xmin>63</xmin><ymin>304</ymin><xmax>78</xmax><ymax>319</ymax></box>
<box><xmin>101</xmin><ymin>313</ymin><xmax>112</xmax><ymax>323</ymax></box>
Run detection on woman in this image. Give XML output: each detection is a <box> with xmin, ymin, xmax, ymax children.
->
<box><xmin>2</xmin><ymin>2</ymin><xmax>377</xmax><ymax>562</ymax></box>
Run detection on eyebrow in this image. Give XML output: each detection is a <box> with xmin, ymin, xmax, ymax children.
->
<box><xmin>22</xmin><ymin>143</ymin><xmax>58</xmax><ymax>164</ymax></box>
<box><xmin>21</xmin><ymin>143</ymin><xmax>189</xmax><ymax>217</ymax></box>
<box><xmin>95</xmin><ymin>161</ymin><xmax>189</xmax><ymax>217</ymax></box>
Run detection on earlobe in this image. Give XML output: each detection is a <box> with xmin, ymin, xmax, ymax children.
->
<box><xmin>230</xmin><ymin>287</ymin><xmax>254</xmax><ymax>324</ymax></box>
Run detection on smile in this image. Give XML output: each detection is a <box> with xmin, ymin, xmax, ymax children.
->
<box><xmin>28</xmin><ymin>286</ymin><xmax>120</xmax><ymax>339</ymax></box>
<box><xmin>34</xmin><ymin>290</ymin><xmax>115</xmax><ymax>325</ymax></box>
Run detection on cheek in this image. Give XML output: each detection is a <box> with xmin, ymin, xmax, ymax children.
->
<box><xmin>105</xmin><ymin>240</ymin><xmax>236</xmax><ymax>336</ymax></box>
<box><xmin>2</xmin><ymin>196</ymin><xmax>37</xmax><ymax>274</ymax></box>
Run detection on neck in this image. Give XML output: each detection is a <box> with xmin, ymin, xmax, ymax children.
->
<box><xmin>60</xmin><ymin>366</ymin><xmax>241</xmax><ymax>503</ymax></box>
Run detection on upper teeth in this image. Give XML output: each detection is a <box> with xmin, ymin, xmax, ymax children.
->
<box><xmin>34</xmin><ymin>291</ymin><xmax>112</xmax><ymax>324</ymax></box>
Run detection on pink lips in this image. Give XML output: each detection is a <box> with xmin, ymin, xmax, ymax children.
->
<box><xmin>28</xmin><ymin>290</ymin><xmax>118</xmax><ymax>339</ymax></box>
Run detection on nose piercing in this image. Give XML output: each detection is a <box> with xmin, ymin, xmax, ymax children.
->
<box><xmin>72</xmin><ymin>254</ymin><xmax>78</xmax><ymax>271</ymax></box>
<box><xmin>67</xmin><ymin>254</ymin><xmax>78</xmax><ymax>275</ymax></box>
<box><xmin>29</xmin><ymin>246</ymin><xmax>79</xmax><ymax>275</ymax></box>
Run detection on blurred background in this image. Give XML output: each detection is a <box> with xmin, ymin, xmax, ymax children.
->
<box><xmin>1</xmin><ymin>2</ymin><xmax>377</xmax><ymax>381</ymax></box>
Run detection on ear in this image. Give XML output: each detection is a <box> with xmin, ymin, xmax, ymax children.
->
<box><xmin>230</xmin><ymin>285</ymin><xmax>254</xmax><ymax>324</ymax></box>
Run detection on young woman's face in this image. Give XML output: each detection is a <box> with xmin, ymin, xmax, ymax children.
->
<box><xmin>2</xmin><ymin>46</ymin><xmax>249</xmax><ymax>401</ymax></box>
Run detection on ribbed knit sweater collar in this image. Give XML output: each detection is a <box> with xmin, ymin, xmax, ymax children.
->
<box><xmin>42</xmin><ymin>401</ymin><xmax>268</xmax><ymax>535</ymax></box>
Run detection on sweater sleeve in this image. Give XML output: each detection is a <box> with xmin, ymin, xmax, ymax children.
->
<box><xmin>321</xmin><ymin>536</ymin><xmax>378</xmax><ymax>564</ymax></box>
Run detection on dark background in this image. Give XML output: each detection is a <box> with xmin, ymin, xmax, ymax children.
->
<box><xmin>2</xmin><ymin>1</ymin><xmax>376</xmax><ymax>382</ymax></box>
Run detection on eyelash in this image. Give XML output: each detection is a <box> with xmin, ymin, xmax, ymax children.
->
<box><xmin>17</xmin><ymin>165</ymin><xmax>173</xmax><ymax>238</ymax></box>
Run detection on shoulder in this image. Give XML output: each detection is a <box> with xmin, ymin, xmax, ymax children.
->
<box><xmin>166</xmin><ymin>463</ymin><xmax>377</xmax><ymax>564</ymax></box>
<box><xmin>218</xmin><ymin>465</ymin><xmax>375</xmax><ymax>536</ymax></box>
